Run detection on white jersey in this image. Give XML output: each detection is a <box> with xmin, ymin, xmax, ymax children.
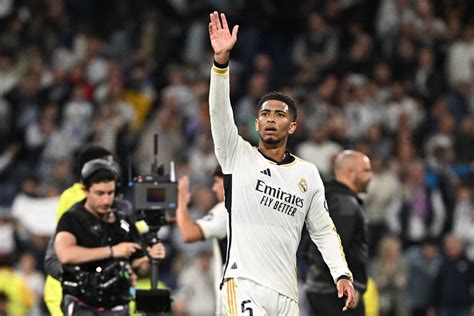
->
<box><xmin>196</xmin><ymin>201</ymin><xmax>227</xmax><ymax>241</ymax></box>
<box><xmin>209</xmin><ymin>64</ymin><xmax>352</xmax><ymax>301</ymax></box>
<box><xmin>196</xmin><ymin>202</ymin><xmax>227</xmax><ymax>314</ymax></box>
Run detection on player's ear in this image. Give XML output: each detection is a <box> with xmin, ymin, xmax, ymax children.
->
<box><xmin>288</xmin><ymin>121</ymin><xmax>297</xmax><ymax>134</ymax></box>
<box><xmin>255</xmin><ymin>118</ymin><xmax>259</xmax><ymax>131</ymax></box>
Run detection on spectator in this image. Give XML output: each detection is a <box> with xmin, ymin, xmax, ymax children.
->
<box><xmin>0</xmin><ymin>261</ymin><xmax>34</xmax><ymax>316</ymax></box>
<box><xmin>404</xmin><ymin>238</ymin><xmax>442</xmax><ymax>316</ymax></box>
<box><xmin>296</xmin><ymin>124</ymin><xmax>342</xmax><ymax>181</ymax></box>
<box><xmin>173</xmin><ymin>249</ymin><xmax>215</xmax><ymax>316</ymax></box>
<box><xmin>365</xmin><ymin>154</ymin><xmax>402</xmax><ymax>257</ymax></box>
<box><xmin>16</xmin><ymin>252</ymin><xmax>45</xmax><ymax>315</ymax></box>
<box><xmin>446</xmin><ymin>23</ymin><xmax>474</xmax><ymax>89</ymax></box>
<box><xmin>292</xmin><ymin>11</ymin><xmax>339</xmax><ymax>86</ymax></box>
<box><xmin>371</xmin><ymin>236</ymin><xmax>408</xmax><ymax>316</ymax></box>
<box><xmin>387</xmin><ymin>159</ymin><xmax>446</xmax><ymax>247</ymax></box>
<box><xmin>0</xmin><ymin>208</ymin><xmax>25</xmax><ymax>267</ymax></box>
<box><xmin>452</xmin><ymin>185</ymin><xmax>474</xmax><ymax>261</ymax></box>
<box><xmin>430</xmin><ymin>234</ymin><xmax>474</xmax><ymax>316</ymax></box>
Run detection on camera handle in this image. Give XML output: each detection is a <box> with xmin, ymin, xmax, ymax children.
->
<box><xmin>146</xmin><ymin>225</ymin><xmax>160</xmax><ymax>289</ymax></box>
<box><xmin>148</xmin><ymin>232</ymin><xmax>161</xmax><ymax>289</ymax></box>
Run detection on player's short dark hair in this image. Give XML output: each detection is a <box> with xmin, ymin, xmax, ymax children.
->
<box><xmin>74</xmin><ymin>145</ymin><xmax>113</xmax><ymax>179</ymax></box>
<box><xmin>212</xmin><ymin>165</ymin><xmax>223</xmax><ymax>178</ymax></box>
<box><xmin>81</xmin><ymin>159</ymin><xmax>118</xmax><ymax>189</ymax></box>
<box><xmin>257</xmin><ymin>91</ymin><xmax>297</xmax><ymax>121</ymax></box>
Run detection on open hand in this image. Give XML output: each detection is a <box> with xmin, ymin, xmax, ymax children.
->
<box><xmin>209</xmin><ymin>11</ymin><xmax>239</xmax><ymax>64</ymax></box>
<box><xmin>337</xmin><ymin>278</ymin><xmax>356</xmax><ymax>311</ymax></box>
<box><xmin>178</xmin><ymin>176</ymin><xmax>191</xmax><ymax>206</ymax></box>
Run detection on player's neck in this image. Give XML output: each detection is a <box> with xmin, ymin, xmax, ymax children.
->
<box><xmin>258</xmin><ymin>144</ymin><xmax>287</xmax><ymax>163</ymax></box>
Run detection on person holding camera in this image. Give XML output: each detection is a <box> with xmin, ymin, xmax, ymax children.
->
<box><xmin>54</xmin><ymin>159</ymin><xmax>165</xmax><ymax>315</ymax></box>
<box><xmin>44</xmin><ymin>145</ymin><xmax>136</xmax><ymax>316</ymax></box>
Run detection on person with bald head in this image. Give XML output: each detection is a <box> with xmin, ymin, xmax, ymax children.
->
<box><xmin>305</xmin><ymin>150</ymin><xmax>372</xmax><ymax>316</ymax></box>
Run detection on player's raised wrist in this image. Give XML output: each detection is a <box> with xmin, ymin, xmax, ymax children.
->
<box><xmin>214</xmin><ymin>54</ymin><xmax>229</xmax><ymax>68</ymax></box>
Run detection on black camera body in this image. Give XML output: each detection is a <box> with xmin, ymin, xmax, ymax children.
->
<box><xmin>133</xmin><ymin>174</ymin><xmax>177</xmax><ymax>226</ymax></box>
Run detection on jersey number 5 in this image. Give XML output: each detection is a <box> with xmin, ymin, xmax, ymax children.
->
<box><xmin>241</xmin><ymin>300</ymin><xmax>253</xmax><ymax>316</ymax></box>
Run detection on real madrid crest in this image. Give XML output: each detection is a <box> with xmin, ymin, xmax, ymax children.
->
<box><xmin>298</xmin><ymin>177</ymin><xmax>308</xmax><ymax>193</ymax></box>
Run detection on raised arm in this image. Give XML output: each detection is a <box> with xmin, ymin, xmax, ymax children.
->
<box><xmin>175</xmin><ymin>176</ymin><xmax>205</xmax><ymax>242</ymax></box>
<box><xmin>208</xmin><ymin>12</ymin><xmax>242</xmax><ymax>173</ymax></box>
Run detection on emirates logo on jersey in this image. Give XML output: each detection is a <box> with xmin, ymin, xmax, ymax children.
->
<box><xmin>298</xmin><ymin>178</ymin><xmax>308</xmax><ymax>193</ymax></box>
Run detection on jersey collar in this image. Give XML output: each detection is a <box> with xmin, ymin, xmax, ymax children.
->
<box><xmin>258</xmin><ymin>149</ymin><xmax>295</xmax><ymax>165</ymax></box>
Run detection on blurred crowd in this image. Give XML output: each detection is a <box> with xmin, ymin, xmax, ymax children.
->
<box><xmin>0</xmin><ymin>0</ymin><xmax>473</xmax><ymax>315</ymax></box>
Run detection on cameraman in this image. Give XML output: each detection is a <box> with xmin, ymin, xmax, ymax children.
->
<box><xmin>44</xmin><ymin>145</ymin><xmax>134</xmax><ymax>316</ymax></box>
<box><xmin>54</xmin><ymin>159</ymin><xmax>165</xmax><ymax>315</ymax></box>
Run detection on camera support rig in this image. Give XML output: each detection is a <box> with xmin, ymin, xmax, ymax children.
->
<box><xmin>131</xmin><ymin>134</ymin><xmax>177</xmax><ymax>314</ymax></box>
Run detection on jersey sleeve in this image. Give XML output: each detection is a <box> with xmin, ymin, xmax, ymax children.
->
<box><xmin>209</xmin><ymin>64</ymin><xmax>242</xmax><ymax>174</ymax></box>
<box><xmin>195</xmin><ymin>203</ymin><xmax>227</xmax><ymax>240</ymax></box>
<box><xmin>305</xmin><ymin>169</ymin><xmax>353</xmax><ymax>284</ymax></box>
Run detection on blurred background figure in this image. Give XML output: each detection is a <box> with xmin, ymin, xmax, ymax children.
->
<box><xmin>371</xmin><ymin>236</ymin><xmax>408</xmax><ymax>316</ymax></box>
<box><xmin>404</xmin><ymin>238</ymin><xmax>441</xmax><ymax>316</ymax></box>
<box><xmin>429</xmin><ymin>234</ymin><xmax>473</xmax><ymax>316</ymax></box>
<box><xmin>364</xmin><ymin>154</ymin><xmax>401</xmax><ymax>258</ymax></box>
<box><xmin>16</xmin><ymin>252</ymin><xmax>45</xmax><ymax>316</ymax></box>
<box><xmin>173</xmin><ymin>249</ymin><xmax>215</xmax><ymax>316</ymax></box>
<box><xmin>452</xmin><ymin>184</ymin><xmax>474</xmax><ymax>262</ymax></box>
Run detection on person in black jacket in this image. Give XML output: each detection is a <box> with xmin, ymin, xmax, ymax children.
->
<box><xmin>429</xmin><ymin>234</ymin><xmax>474</xmax><ymax>316</ymax></box>
<box><xmin>304</xmin><ymin>150</ymin><xmax>372</xmax><ymax>315</ymax></box>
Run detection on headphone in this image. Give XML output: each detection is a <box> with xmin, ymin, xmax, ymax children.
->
<box><xmin>81</xmin><ymin>158</ymin><xmax>120</xmax><ymax>183</ymax></box>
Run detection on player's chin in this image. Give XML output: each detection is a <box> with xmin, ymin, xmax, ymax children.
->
<box><xmin>262</xmin><ymin>136</ymin><xmax>281</xmax><ymax>145</ymax></box>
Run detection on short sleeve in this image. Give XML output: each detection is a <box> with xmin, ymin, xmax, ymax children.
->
<box><xmin>56</xmin><ymin>211</ymin><xmax>79</xmax><ymax>236</ymax></box>
<box><xmin>195</xmin><ymin>202</ymin><xmax>227</xmax><ymax>240</ymax></box>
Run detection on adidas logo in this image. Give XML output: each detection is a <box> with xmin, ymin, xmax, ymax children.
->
<box><xmin>231</xmin><ymin>262</ymin><xmax>238</xmax><ymax>269</ymax></box>
<box><xmin>260</xmin><ymin>168</ymin><xmax>271</xmax><ymax>177</ymax></box>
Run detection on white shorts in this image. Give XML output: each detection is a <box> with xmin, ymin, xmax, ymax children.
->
<box><xmin>221</xmin><ymin>278</ymin><xmax>299</xmax><ymax>315</ymax></box>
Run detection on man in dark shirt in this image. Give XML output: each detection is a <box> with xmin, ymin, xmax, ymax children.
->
<box><xmin>54</xmin><ymin>159</ymin><xmax>165</xmax><ymax>315</ymax></box>
<box><xmin>304</xmin><ymin>150</ymin><xmax>372</xmax><ymax>315</ymax></box>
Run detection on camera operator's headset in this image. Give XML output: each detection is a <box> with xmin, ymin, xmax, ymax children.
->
<box><xmin>80</xmin><ymin>158</ymin><xmax>120</xmax><ymax>184</ymax></box>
